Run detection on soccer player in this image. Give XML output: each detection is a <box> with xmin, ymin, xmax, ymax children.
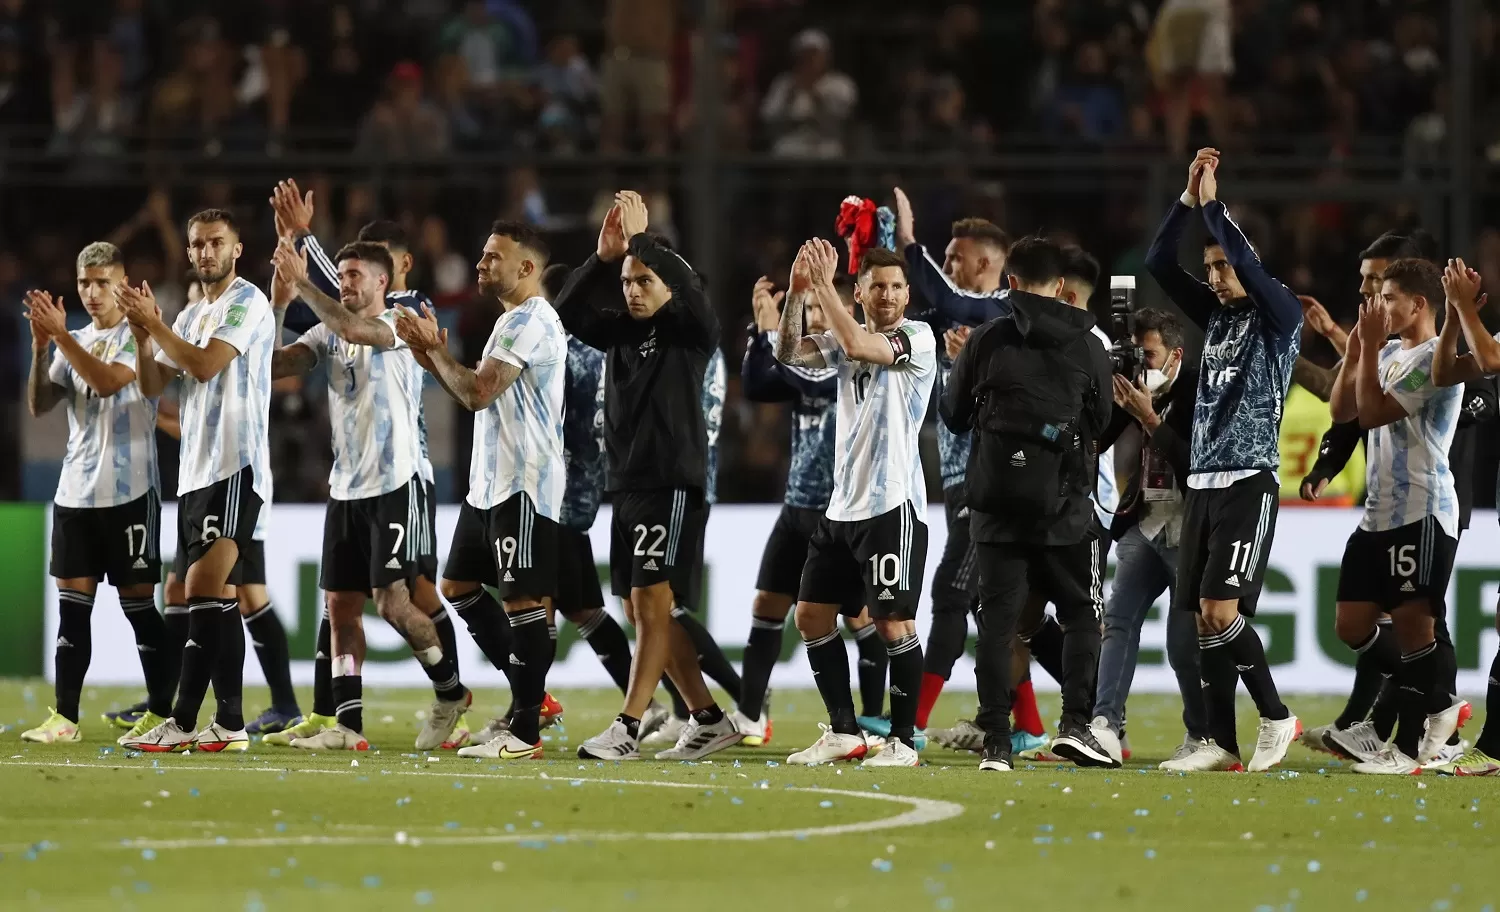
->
<box><xmin>396</xmin><ymin>221</ymin><xmax>568</xmax><ymax>760</ymax></box>
<box><xmin>647</xmin><ymin>346</ymin><xmax>751</xmax><ymax>749</ymax></box>
<box><xmin>265</xmin><ymin>182</ymin><xmax>486</xmax><ymax>748</ymax></box>
<box><xmin>777</xmin><ymin>239</ymin><xmax>936</xmax><ymax>768</ymax></box>
<box><xmin>736</xmin><ymin>274</ymin><xmax>859</xmax><ymax>747</ymax></box>
<box><xmin>1147</xmin><ymin>150</ymin><xmax>1302</xmax><ymax>773</ymax></box>
<box><xmin>119</xmin><ymin>209</ymin><xmax>274</xmax><ymax>753</ymax></box>
<box><xmin>556</xmin><ymin>192</ymin><xmax>740</xmax><ymax>761</ymax></box>
<box><xmin>1429</xmin><ymin>258</ymin><xmax>1500</xmax><ymax>776</ymax></box>
<box><xmin>1325</xmin><ymin>259</ymin><xmax>1463</xmax><ymax>774</ymax></box>
<box><xmin>262</xmin><ymin>238</ymin><xmax>470</xmax><ymax>751</ymax></box>
<box><xmin>20</xmin><ymin>243</ymin><xmax>175</xmax><ymax>744</ymax></box>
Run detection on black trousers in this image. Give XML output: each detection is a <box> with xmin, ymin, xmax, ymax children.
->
<box><xmin>974</xmin><ymin>537</ymin><xmax>1104</xmax><ymax>742</ymax></box>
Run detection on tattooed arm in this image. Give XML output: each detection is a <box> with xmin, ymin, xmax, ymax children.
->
<box><xmin>772</xmin><ymin>244</ymin><xmax>829</xmax><ymax>368</ymax></box>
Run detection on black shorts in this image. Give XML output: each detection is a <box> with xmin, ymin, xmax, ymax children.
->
<box><xmin>556</xmin><ymin>526</ymin><xmax>606</xmax><ymax>613</ymax></box>
<box><xmin>178</xmin><ymin>466</ymin><xmax>264</xmax><ymax>585</ymax></box>
<box><xmin>417</xmin><ymin>479</ymin><xmax>438</xmax><ymax>583</ymax></box>
<box><xmin>50</xmin><ymin>489</ymin><xmax>162</xmax><ymax>586</ymax></box>
<box><xmin>443</xmin><ymin>493</ymin><xmax>560</xmax><ymax>602</ymax></box>
<box><xmin>179</xmin><ymin>537</ymin><xmax>262</xmax><ymax>586</ymax></box>
<box><xmin>609</xmin><ymin>488</ymin><xmax>706</xmax><ymax>605</ymax></box>
<box><xmin>756</xmin><ymin>504</ymin><xmax>825</xmax><ymax>596</ymax></box>
<box><xmin>1173</xmin><ymin>471</ymin><xmax>1278</xmax><ymax>617</ymax></box>
<box><xmin>931</xmin><ymin>483</ymin><xmax>980</xmax><ymax>606</ymax></box>
<box><xmin>320</xmin><ymin>475</ymin><xmax>426</xmax><ymax>595</ymax></box>
<box><xmin>1336</xmin><ymin>517</ymin><xmax>1457</xmax><ymax>614</ymax></box>
<box><xmin>798</xmin><ymin>501</ymin><xmax>929</xmax><ymax>621</ymax></box>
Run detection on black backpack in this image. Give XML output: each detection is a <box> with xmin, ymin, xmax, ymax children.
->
<box><xmin>964</xmin><ymin>320</ymin><xmax>1098</xmax><ymax>521</ymax></box>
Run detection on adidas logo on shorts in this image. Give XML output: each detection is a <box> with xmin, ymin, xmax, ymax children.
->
<box><xmin>1400</xmin><ymin>580</ymin><xmax>1415</xmax><ymax>592</ymax></box>
<box><xmin>132</xmin><ymin>557</ymin><xmax>148</xmax><ymax>570</ymax></box>
<box><xmin>385</xmin><ymin>557</ymin><xmax>403</xmax><ymax>570</ymax></box>
<box><xmin>1010</xmin><ymin>450</ymin><xmax>1027</xmax><ymax>467</ymax></box>
<box><xmin>1224</xmin><ymin>573</ymin><xmax>1240</xmax><ymax>587</ymax></box>
<box><xmin>503</xmin><ymin>570</ymin><xmax>514</xmax><ymax>582</ymax></box>
<box><xmin>877</xmin><ymin>588</ymin><xmax>895</xmax><ymax>601</ymax></box>
<box><xmin>642</xmin><ymin>559</ymin><xmax>659</xmax><ymax>571</ymax></box>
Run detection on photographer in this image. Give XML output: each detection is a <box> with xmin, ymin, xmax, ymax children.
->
<box><xmin>941</xmin><ymin>236</ymin><xmax>1113</xmax><ymax>772</ymax></box>
<box><xmin>1087</xmin><ymin>307</ymin><xmax>1208</xmax><ymax>765</ymax></box>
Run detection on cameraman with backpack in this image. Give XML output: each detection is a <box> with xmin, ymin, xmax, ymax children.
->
<box><xmin>941</xmin><ymin>236</ymin><xmax>1113</xmax><ymax>772</ymax></box>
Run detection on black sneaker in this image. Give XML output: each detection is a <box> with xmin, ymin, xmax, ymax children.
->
<box><xmin>1050</xmin><ymin>723</ymin><xmax>1120</xmax><ymax>768</ymax></box>
<box><xmin>979</xmin><ymin>741</ymin><xmax>1012</xmax><ymax>772</ymax></box>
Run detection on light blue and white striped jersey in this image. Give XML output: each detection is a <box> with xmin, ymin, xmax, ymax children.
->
<box><xmin>157</xmin><ymin>278</ymin><xmax>274</xmax><ymax>503</ymax></box>
<box><xmin>50</xmin><ymin>319</ymin><xmax>159</xmax><ymax>508</ymax></box>
<box><xmin>296</xmin><ymin>310</ymin><xmax>422</xmax><ymax>500</ymax></box>
<box><xmin>702</xmin><ymin>347</ymin><xmax>726</xmax><ymax>505</ymax></box>
<box><xmin>812</xmin><ymin>319</ymin><xmax>938</xmax><ymax>522</ymax></box>
<box><xmin>388</xmin><ymin>290</ymin><xmax>435</xmax><ymax>484</ymax></box>
<box><xmin>468</xmin><ymin>297</ymin><xmax>567</xmax><ymax>516</ymax></box>
<box><xmin>1361</xmin><ymin>338</ymin><xmax>1461</xmax><ymax>538</ymax></box>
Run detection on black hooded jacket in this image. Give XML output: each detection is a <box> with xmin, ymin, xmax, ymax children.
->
<box><xmin>941</xmin><ymin>290</ymin><xmax>1113</xmax><ymax>545</ymax></box>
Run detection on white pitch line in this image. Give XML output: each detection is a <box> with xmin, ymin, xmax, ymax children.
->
<box><xmin>0</xmin><ymin>761</ymin><xmax>965</xmax><ymax>848</ymax></box>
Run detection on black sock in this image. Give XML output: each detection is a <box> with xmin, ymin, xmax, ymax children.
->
<box><xmin>663</xmin><ymin>675</ymin><xmax>690</xmax><ymax>720</ymax></box>
<box><xmin>415</xmin><ymin>640</ymin><xmax>466</xmax><ymax>703</ymax></box>
<box><xmin>1219</xmin><ymin>615</ymin><xmax>1288</xmax><ymax>720</ymax></box>
<box><xmin>576</xmin><ymin>610</ymin><xmax>633</xmax><ymax>695</ymax></box>
<box><xmin>171</xmin><ymin>597</ymin><xmax>223</xmax><ymax>731</ymax></box>
<box><xmin>448</xmin><ymin>589</ymin><xmax>513</xmax><ymax>681</ymax></box>
<box><xmin>692</xmin><ymin>704</ymin><xmax>725</xmax><ymax>726</ymax></box>
<box><xmin>332</xmin><ymin>672</ymin><xmax>363</xmax><ymax>732</ymax></box>
<box><xmin>616</xmin><ymin>713</ymin><xmax>641</xmax><ymax>739</ymax></box>
<box><xmin>163</xmin><ymin>603</ymin><xmax>189</xmax><ymax>651</ymax></box>
<box><xmin>1336</xmin><ymin>623</ymin><xmax>1399</xmax><ymax>729</ymax></box>
<box><xmin>121</xmin><ymin>596</ymin><xmax>175</xmax><ymax>718</ymax></box>
<box><xmin>885</xmin><ymin>632</ymin><xmax>922</xmax><ymax>747</ymax></box>
<box><xmin>313</xmin><ymin>610</ymin><xmax>335</xmax><ymax>717</ymax></box>
<box><xmin>505</xmin><ymin>607</ymin><xmax>553</xmax><ymax>743</ymax></box>
<box><xmin>1395</xmin><ymin>641</ymin><xmax>1439</xmax><ymax>758</ymax></box>
<box><xmin>243</xmin><ymin>603</ymin><xmax>299</xmax><ymax>714</ymax></box>
<box><xmin>673</xmin><ymin>606</ymin><xmax>742</xmax><ymax>702</ymax></box>
<box><xmin>922</xmin><ymin>610</ymin><xmax>969</xmax><ymax>680</ymax></box>
<box><xmin>211</xmin><ymin>600</ymin><xmax>246</xmax><ymax>731</ymax></box>
<box><xmin>804</xmin><ymin>629</ymin><xmax>857</xmax><ymax>735</ymax></box>
<box><xmin>854</xmin><ymin>624</ymin><xmax>889</xmax><ymax>718</ymax></box>
<box><xmin>1199</xmin><ymin>625</ymin><xmax>1243</xmax><ymax>757</ymax></box>
<box><xmin>1435</xmin><ymin>613</ymin><xmax>1459</xmax><ymax>707</ymax></box>
<box><xmin>1474</xmin><ymin>648</ymin><xmax>1500</xmax><ymax>757</ymax></box>
<box><xmin>433</xmin><ymin>608</ymin><xmax>461</xmax><ymax>679</ymax></box>
<box><xmin>54</xmin><ymin>589</ymin><xmax>94</xmax><ymax>724</ymax></box>
<box><xmin>1372</xmin><ymin>677</ymin><xmax>1399</xmax><ymax>742</ymax></box>
<box><xmin>1022</xmin><ymin>616</ymin><xmax>1065</xmax><ymax>684</ymax></box>
<box><xmin>739</xmin><ymin>615</ymin><xmax>784</xmax><ymax>722</ymax></box>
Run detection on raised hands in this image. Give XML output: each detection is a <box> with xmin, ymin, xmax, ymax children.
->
<box><xmin>597</xmin><ymin>205</ymin><xmax>628</xmax><ymax>261</ymax></box>
<box><xmin>1187</xmin><ymin>147</ymin><xmax>1219</xmax><ymax>201</ymax></box>
<box><xmin>1355</xmin><ymin>298</ymin><xmax>1388</xmax><ymax>357</ymax></box>
<box><xmin>893</xmin><ymin>186</ymin><xmax>915</xmax><ymax>249</ymax></box>
<box><xmin>393</xmin><ymin>303</ymin><xmax>445</xmax><ymax>353</ymax></box>
<box><xmin>752</xmin><ymin>276</ymin><xmax>785</xmax><ymax>332</ymax></box>
<box><xmin>117</xmin><ymin>282</ymin><xmax>160</xmax><ymax>330</ymax></box>
<box><xmin>1442</xmin><ymin>258</ymin><xmax>1486</xmax><ymax>313</ymax></box>
<box><xmin>801</xmin><ymin>237</ymin><xmax>840</xmax><ymax>287</ymax></box>
<box><xmin>269</xmin><ymin>179</ymin><xmax>315</xmax><ymax>238</ymax></box>
<box><xmin>23</xmin><ymin>290</ymin><xmax>66</xmax><ymax>348</ymax></box>
<box><xmin>615</xmin><ymin>190</ymin><xmax>649</xmax><ymax>240</ymax></box>
<box><xmin>944</xmin><ymin>326</ymin><xmax>970</xmax><ymax>360</ymax></box>
<box><xmin>270</xmin><ymin>237</ymin><xmax>310</xmax><ymax>290</ymax></box>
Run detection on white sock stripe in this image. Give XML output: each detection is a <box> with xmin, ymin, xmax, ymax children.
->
<box><xmin>1377</xmin><ymin>616</ymin><xmax>1393</xmax><ymax>626</ymax></box>
<box><xmin>752</xmin><ymin>616</ymin><xmax>786</xmax><ymax>631</ymax></box>
<box><xmin>120</xmin><ymin>598</ymin><xmax>157</xmax><ymax>612</ymax></box>
<box><xmin>433</xmin><ymin>675</ymin><xmax>460</xmax><ymax>691</ymax></box>
<box><xmin>575</xmin><ymin>612</ymin><xmax>606</xmax><ymax>637</ymax></box>
<box><xmin>1354</xmin><ymin>627</ymin><xmax>1382</xmax><ymax>653</ymax></box>
<box><xmin>164</xmin><ymin>603</ymin><xmax>189</xmax><ymax>615</ymax></box>
<box><xmin>448</xmin><ymin>591</ymin><xmax>484</xmax><ymax>611</ymax></box>
<box><xmin>507</xmin><ymin>608</ymin><xmax>549</xmax><ymax>627</ymax></box>
<box><xmin>188</xmin><ymin>601</ymin><xmax>220</xmax><ymax>611</ymax></box>
<box><xmin>241</xmin><ymin>603</ymin><xmax>273</xmax><ymax>623</ymax></box>
<box><xmin>336</xmin><ymin>700</ymin><xmax>363</xmax><ymax>713</ymax></box>
<box><xmin>1403</xmin><ymin>642</ymin><xmax>1437</xmax><ymax>662</ymax></box>
<box><xmin>886</xmin><ymin>634</ymin><xmax>920</xmax><ymax>657</ymax></box>
<box><xmin>853</xmin><ymin>623</ymin><xmax>878</xmax><ymax>640</ymax></box>
<box><xmin>670</xmin><ymin>604</ymin><xmax>689</xmax><ymax>618</ymax></box>
<box><xmin>804</xmin><ymin>629</ymin><xmax>841</xmax><ymax>648</ymax></box>
<box><xmin>57</xmin><ymin>589</ymin><xmax>96</xmax><ymax>605</ymax></box>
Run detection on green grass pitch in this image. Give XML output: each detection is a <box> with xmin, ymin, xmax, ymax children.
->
<box><xmin>0</xmin><ymin>680</ymin><xmax>1494</xmax><ymax>911</ymax></box>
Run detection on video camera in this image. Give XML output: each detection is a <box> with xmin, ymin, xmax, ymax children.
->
<box><xmin>1108</xmin><ymin>275</ymin><xmax>1145</xmax><ymax>380</ymax></box>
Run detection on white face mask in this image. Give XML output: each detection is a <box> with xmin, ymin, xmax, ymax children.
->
<box><xmin>1143</xmin><ymin>355</ymin><xmax>1177</xmax><ymax>394</ymax></box>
